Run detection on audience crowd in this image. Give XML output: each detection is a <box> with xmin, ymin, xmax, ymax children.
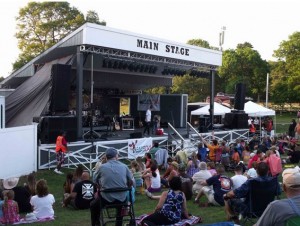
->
<box><xmin>1</xmin><ymin>128</ymin><xmax>300</xmax><ymax>225</ymax></box>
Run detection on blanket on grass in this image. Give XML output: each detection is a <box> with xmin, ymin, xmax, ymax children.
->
<box><xmin>136</xmin><ymin>214</ymin><xmax>202</xmax><ymax>226</ymax></box>
<box><xmin>13</xmin><ymin>217</ymin><xmax>54</xmax><ymax>224</ymax></box>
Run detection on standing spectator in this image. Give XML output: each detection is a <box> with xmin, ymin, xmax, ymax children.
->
<box><xmin>195</xmin><ymin>164</ymin><xmax>233</xmax><ymax>206</ymax></box>
<box><xmin>63</xmin><ymin>172</ymin><xmax>96</xmax><ymax>209</ymax></box>
<box><xmin>288</xmin><ymin>119</ymin><xmax>297</xmax><ymax>138</ymax></box>
<box><xmin>54</xmin><ymin>131</ymin><xmax>68</xmax><ymax>174</ymax></box>
<box><xmin>91</xmin><ymin>148</ymin><xmax>133</xmax><ymax>226</ymax></box>
<box><xmin>143</xmin><ymin>105</ymin><xmax>152</xmax><ymax>136</ymax></box>
<box><xmin>200</xmin><ymin>137</ymin><xmax>219</xmax><ymax>163</ymax></box>
<box><xmin>192</xmin><ymin>162</ymin><xmax>212</xmax><ymax>195</ymax></box>
<box><xmin>1</xmin><ymin>190</ymin><xmax>20</xmax><ymax>224</ymax></box>
<box><xmin>186</xmin><ymin>152</ymin><xmax>200</xmax><ymax>177</ymax></box>
<box><xmin>30</xmin><ymin>179</ymin><xmax>55</xmax><ymax>219</ymax></box>
<box><xmin>249</xmin><ymin>121</ymin><xmax>256</xmax><ymax>137</ymax></box>
<box><xmin>254</xmin><ymin>117</ymin><xmax>260</xmax><ymax>130</ymax></box>
<box><xmin>141</xmin><ymin>177</ymin><xmax>191</xmax><ymax>225</ymax></box>
<box><xmin>255</xmin><ymin>166</ymin><xmax>300</xmax><ymax>226</ymax></box>
<box><xmin>231</xmin><ymin>165</ymin><xmax>248</xmax><ymax>190</ymax></box>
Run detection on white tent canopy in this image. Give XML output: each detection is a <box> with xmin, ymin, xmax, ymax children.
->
<box><xmin>191</xmin><ymin>102</ymin><xmax>231</xmax><ymax>116</ymax></box>
<box><xmin>244</xmin><ymin>101</ymin><xmax>275</xmax><ymax>117</ymax></box>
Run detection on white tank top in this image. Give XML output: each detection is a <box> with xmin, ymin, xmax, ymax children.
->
<box><xmin>151</xmin><ymin>170</ymin><xmax>161</xmax><ymax>188</ymax></box>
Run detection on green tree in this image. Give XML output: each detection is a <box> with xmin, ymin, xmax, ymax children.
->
<box><xmin>171</xmin><ymin>75</ymin><xmax>209</xmax><ymax>102</ymax></box>
<box><xmin>272</xmin><ymin>32</ymin><xmax>300</xmax><ymax>102</ymax></box>
<box><xmin>13</xmin><ymin>2</ymin><xmax>85</xmax><ymax>70</ymax></box>
<box><xmin>218</xmin><ymin>42</ymin><xmax>269</xmax><ymax>101</ymax></box>
<box><xmin>0</xmin><ymin>77</ymin><xmax>4</xmax><ymax>82</ymax></box>
<box><xmin>86</xmin><ymin>10</ymin><xmax>106</xmax><ymax>25</ymax></box>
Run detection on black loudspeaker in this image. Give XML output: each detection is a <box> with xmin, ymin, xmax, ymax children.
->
<box><xmin>40</xmin><ymin>116</ymin><xmax>77</xmax><ymax>144</ymax></box>
<box><xmin>49</xmin><ymin>64</ymin><xmax>71</xmax><ymax>113</ymax></box>
<box><xmin>198</xmin><ymin>116</ymin><xmax>209</xmax><ymax>133</ymax></box>
<box><xmin>130</xmin><ymin>132</ymin><xmax>142</xmax><ymax>139</ymax></box>
<box><xmin>234</xmin><ymin>83</ymin><xmax>246</xmax><ymax>110</ymax></box>
<box><xmin>224</xmin><ymin>112</ymin><xmax>248</xmax><ymax>129</ymax></box>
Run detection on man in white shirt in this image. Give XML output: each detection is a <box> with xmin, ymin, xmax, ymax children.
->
<box><xmin>231</xmin><ymin>165</ymin><xmax>247</xmax><ymax>190</ymax></box>
<box><xmin>143</xmin><ymin>105</ymin><xmax>152</xmax><ymax>136</ymax></box>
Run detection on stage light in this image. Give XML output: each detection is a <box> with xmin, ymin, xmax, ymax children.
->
<box><xmin>128</xmin><ymin>63</ymin><xmax>134</xmax><ymax>71</ymax></box>
<box><xmin>139</xmin><ymin>64</ymin><xmax>145</xmax><ymax>72</ymax></box>
<box><xmin>113</xmin><ymin>60</ymin><xmax>118</xmax><ymax>69</ymax></box>
<box><xmin>107</xmin><ymin>59</ymin><xmax>113</xmax><ymax>68</ymax></box>
<box><xmin>144</xmin><ymin>65</ymin><xmax>149</xmax><ymax>73</ymax></box>
<box><xmin>118</xmin><ymin>61</ymin><xmax>123</xmax><ymax>69</ymax></box>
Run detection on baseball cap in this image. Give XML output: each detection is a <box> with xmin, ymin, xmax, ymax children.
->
<box><xmin>282</xmin><ymin>166</ymin><xmax>300</xmax><ymax>188</ymax></box>
<box><xmin>105</xmin><ymin>148</ymin><xmax>118</xmax><ymax>159</ymax></box>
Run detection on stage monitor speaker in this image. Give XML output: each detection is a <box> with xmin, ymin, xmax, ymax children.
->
<box><xmin>224</xmin><ymin>112</ymin><xmax>248</xmax><ymax>129</ymax></box>
<box><xmin>39</xmin><ymin>116</ymin><xmax>77</xmax><ymax>144</ymax></box>
<box><xmin>130</xmin><ymin>132</ymin><xmax>142</xmax><ymax>139</ymax></box>
<box><xmin>234</xmin><ymin>83</ymin><xmax>246</xmax><ymax>110</ymax></box>
<box><xmin>49</xmin><ymin>64</ymin><xmax>71</xmax><ymax>113</ymax></box>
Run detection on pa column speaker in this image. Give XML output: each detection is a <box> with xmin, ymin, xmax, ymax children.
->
<box><xmin>49</xmin><ymin>64</ymin><xmax>71</xmax><ymax>114</ymax></box>
<box><xmin>234</xmin><ymin>83</ymin><xmax>246</xmax><ymax>111</ymax></box>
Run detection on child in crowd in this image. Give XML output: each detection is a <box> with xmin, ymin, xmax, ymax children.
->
<box><xmin>144</xmin><ymin>153</ymin><xmax>152</xmax><ymax>169</ymax></box>
<box><xmin>63</xmin><ymin>172</ymin><xmax>73</xmax><ymax>203</ymax></box>
<box><xmin>232</xmin><ymin>148</ymin><xmax>240</xmax><ymax>165</ymax></box>
<box><xmin>1</xmin><ymin>190</ymin><xmax>20</xmax><ymax>224</ymax></box>
<box><xmin>130</xmin><ymin>160</ymin><xmax>143</xmax><ymax>188</ymax></box>
<box><xmin>242</xmin><ymin>146</ymin><xmax>251</xmax><ymax>166</ymax></box>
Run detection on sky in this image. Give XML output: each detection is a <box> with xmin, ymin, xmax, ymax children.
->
<box><xmin>0</xmin><ymin>0</ymin><xmax>300</xmax><ymax>78</ymax></box>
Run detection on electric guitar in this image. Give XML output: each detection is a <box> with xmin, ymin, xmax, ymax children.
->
<box><xmin>113</xmin><ymin>116</ymin><xmax>120</xmax><ymax>130</ymax></box>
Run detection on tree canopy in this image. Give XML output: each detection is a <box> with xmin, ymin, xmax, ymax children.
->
<box><xmin>218</xmin><ymin>42</ymin><xmax>269</xmax><ymax>101</ymax></box>
<box><xmin>13</xmin><ymin>2</ymin><xmax>105</xmax><ymax>71</ymax></box>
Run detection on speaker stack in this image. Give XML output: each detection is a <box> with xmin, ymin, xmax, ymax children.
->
<box><xmin>39</xmin><ymin>116</ymin><xmax>77</xmax><ymax>144</ymax></box>
<box><xmin>224</xmin><ymin>83</ymin><xmax>248</xmax><ymax>129</ymax></box>
<box><xmin>49</xmin><ymin>64</ymin><xmax>71</xmax><ymax>114</ymax></box>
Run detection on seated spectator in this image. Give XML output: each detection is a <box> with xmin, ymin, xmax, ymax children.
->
<box><xmin>1</xmin><ymin>190</ymin><xmax>20</xmax><ymax>224</ymax></box>
<box><xmin>195</xmin><ymin>164</ymin><xmax>232</xmax><ymax>207</ymax></box>
<box><xmin>231</xmin><ymin>165</ymin><xmax>248</xmax><ymax>190</ymax></box>
<box><xmin>142</xmin><ymin>162</ymin><xmax>161</xmax><ymax>193</ymax></box>
<box><xmin>242</xmin><ymin>146</ymin><xmax>251</xmax><ymax>166</ymax></box>
<box><xmin>223</xmin><ymin>162</ymin><xmax>279</xmax><ymax>222</ymax></box>
<box><xmin>63</xmin><ymin>172</ymin><xmax>96</xmax><ymax>209</ymax></box>
<box><xmin>149</xmin><ymin>142</ymin><xmax>160</xmax><ymax>160</ymax></box>
<box><xmin>178</xmin><ymin>164</ymin><xmax>193</xmax><ymax>201</ymax></box>
<box><xmin>207</xmin><ymin>162</ymin><xmax>217</xmax><ymax>176</ymax></box>
<box><xmin>246</xmin><ymin>161</ymin><xmax>258</xmax><ymax>179</ymax></box>
<box><xmin>3</xmin><ymin>177</ymin><xmax>31</xmax><ymax>213</ymax></box>
<box><xmin>247</xmin><ymin>150</ymin><xmax>263</xmax><ymax>169</ymax></box>
<box><xmin>161</xmin><ymin>157</ymin><xmax>173</xmax><ymax>179</ymax></box>
<box><xmin>175</xmin><ymin>150</ymin><xmax>188</xmax><ymax>165</ymax></box>
<box><xmin>94</xmin><ymin>156</ymin><xmax>107</xmax><ymax>171</ymax></box>
<box><xmin>161</xmin><ymin>161</ymin><xmax>179</xmax><ymax>188</ymax></box>
<box><xmin>136</xmin><ymin>156</ymin><xmax>146</xmax><ymax>173</ymax></box>
<box><xmin>232</xmin><ymin>148</ymin><xmax>240</xmax><ymax>165</ymax></box>
<box><xmin>286</xmin><ymin>146</ymin><xmax>300</xmax><ymax>164</ymax></box>
<box><xmin>263</xmin><ymin>149</ymin><xmax>282</xmax><ymax>177</ymax></box>
<box><xmin>30</xmin><ymin>179</ymin><xmax>55</xmax><ymax>219</ymax></box>
<box><xmin>63</xmin><ymin>173</ymin><xmax>73</xmax><ymax>201</ymax></box>
<box><xmin>141</xmin><ymin>177</ymin><xmax>191</xmax><ymax>225</ymax></box>
<box><xmin>192</xmin><ymin>162</ymin><xmax>212</xmax><ymax>195</ymax></box>
<box><xmin>255</xmin><ymin>166</ymin><xmax>300</xmax><ymax>226</ymax></box>
<box><xmin>91</xmin><ymin>148</ymin><xmax>133</xmax><ymax>226</ymax></box>
<box><xmin>144</xmin><ymin>153</ymin><xmax>152</xmax><ymax>169</ymax></box>
<box><xmin>186</xmin><ymin>152</ymin><xmax>200</xmax><ymax>177</ymax></box>
<box><xmin>130</xmin><ymin>160</ymin><xmax>143</xmax><ymax>188</ymax></box>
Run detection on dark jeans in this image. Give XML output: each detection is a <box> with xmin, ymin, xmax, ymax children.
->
<box><xmin>143</xmin><ymin>122</ymin><xmax>151</xmax><ymax>135</ymax></box>
<box><xmin>142</xmin><ymin>211</ymin><xmax>175</xmax><ymax>226</ymax></box>
<box><xmin>90</xmin><ymin>196</ymin><xmax>126</xmax><ymax>226</ymax></box>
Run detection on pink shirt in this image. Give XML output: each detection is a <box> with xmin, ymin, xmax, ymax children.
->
<box><xmin>264</xmin><ymin>154</ymin><xmax>282</xmax><ymax>176</ymax></box>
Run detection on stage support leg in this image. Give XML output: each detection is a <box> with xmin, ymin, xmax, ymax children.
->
<box><xmin>209</xmin><ymin>70</ymin><xmax>215</xmax><ymax>130</ymax></box>
<box><xmin>76</xmin><ymin>46</ymin><xmax>83</xmax><ymax>139</ymax></box>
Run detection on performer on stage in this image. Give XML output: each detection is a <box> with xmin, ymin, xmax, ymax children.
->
<box><xmin>143</xmin><ymin>105</ymin><xmax>153</xmax><ymax>136</ymax></box>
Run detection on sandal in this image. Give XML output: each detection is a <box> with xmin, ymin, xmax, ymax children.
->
<box><xmin>145</xmin><ymin>190</ymin><xmax>153</xmax><ymax>199</ymax></box>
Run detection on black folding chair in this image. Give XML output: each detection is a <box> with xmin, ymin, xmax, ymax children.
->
<box><xmin>99</xmin><ymin>187</ymin><xmax>136</xmax><ymax>226</ymax></box>
<box><xmin>241</xmin><ymin>176</ymin><xmax>280</xmax><ymax>225</ymax></box>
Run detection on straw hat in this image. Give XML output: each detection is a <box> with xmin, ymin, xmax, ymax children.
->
<box><xmin>3</xmin><ymin>177</ymin><xmax>19</xmax><ymax>189</ymax></box>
